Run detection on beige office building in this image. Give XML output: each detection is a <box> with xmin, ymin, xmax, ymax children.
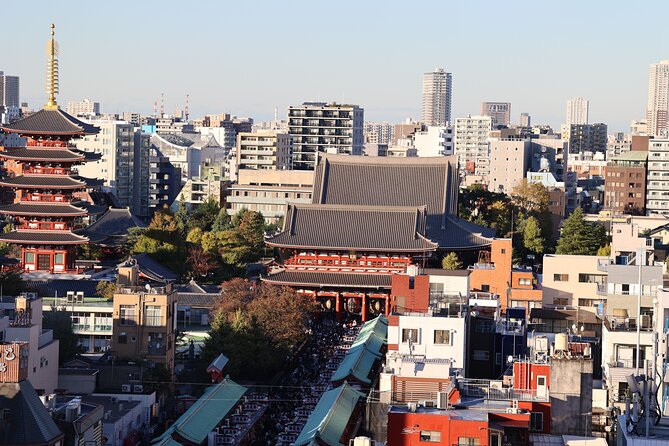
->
<box><xmin>488</xmin><ymin>138</ymin><xmax>531</xmax><ymax>193</ymax></box>
<box><xmin>226</xmin><ymin>170</ymin><xmax>313</xmax><ymax>223</ymax></box>
<box><xmin>236</xmin><ymin>132</ymin><xmax>292</xmax><ymax>171</ymax></box>
<box><xmin>112</xmin><ymin>263</ymin><xmax>177</xmax><ymax>377</ymax></box>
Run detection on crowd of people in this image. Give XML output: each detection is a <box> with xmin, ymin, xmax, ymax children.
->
<box><xmin>257</xmin><ymin>317</ymin><xmax>360</xmax><ymax>445</ymax></box>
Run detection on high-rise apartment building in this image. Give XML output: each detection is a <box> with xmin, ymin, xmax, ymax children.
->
<box><xmin>454</xmin><ymin>115</ymin><xmax>493</xmax><ymax>175</ymax></box>
<box><xmin>561</xmin><ymin>123</ymin><xmax>608</xmax><ymax>154</ymax></box>
<box><xmin>646</xmin><ymin>138</ymin><xmax>669</xmax><ymax>214</ymax></box>
<box><xmin>412</xmin><ymin>126</ymin><xmax>454</xmax><ymax>156</ymax></box>
<box><xmin>421</xmin><ymin>68</ymin><xmax>452</xmax><ymax>126</ymax></box>
<box><xmin>480</xmin><ymin>102</ymin><xmax>511</xmax><ymax>127</ymax></box>
<box><xmin>236</xmin><ymin>131</ymin><xmax>292</xmax><ymax>170</ymax></box>
<box><xmin>647</xmin><ymin>60</ymin><xmax>669</xmax><ymax>137</ymax></box>
<box><xmin>519</xmin><ymin>113</ymin><xmax>531</xmax><ymax>127</ymax></box>
<box><xmin>566</xmin><ymin>97</ymin><xmax>589</xmax><ymax>125</ymax></box>
<box><xmin>287</xmin><ymin>102</ymin><xmax>364</xmax><ymax>170</ymax></box>
<box><xmin>65</xmin><ymin>98</ymin><xmax>100</xmax><ymax>117</ymax></box>
<box><xmin>0</xmin><ymin>71</ymin><xmax>20</xmax><ymax>108</ymax></box>
<box><xmin>75</xmin><ymin>120</ymin><xmax>135</xmax><ymax>207</ymax></box>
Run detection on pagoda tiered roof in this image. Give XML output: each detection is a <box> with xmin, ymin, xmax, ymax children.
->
<box><xmin>0</xmin><ymin>108</ymin><xmax>99</xmax><ymax>136</ymax></box>
<box><xmin>0</xmin><ymin>175</ymin><xmax>86</xmax><ymax>189</ymax></box>
<box><xmin>266</xmin><ymin>203</ymin><xmax>438</xmax><ymax>252</ymax></box>
<box><xmin>0</xmin><ymin>230</ymin><xmax>88</xmax><ymax>244</ymax></box>
<box><xmin>0</xmin><ymin>147</ymin><xmax>90</xmax><ymax>162</ymax></box>
<box><xmin>0</xmin><ymin>202</ymin><xmax>87</xmax><ymax>216</ymax></box>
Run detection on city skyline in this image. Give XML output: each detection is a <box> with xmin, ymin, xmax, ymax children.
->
<box><xmin>4</xmin><ymin>1</ymin><xmax>669</xmax><ymax>131</ymax></box>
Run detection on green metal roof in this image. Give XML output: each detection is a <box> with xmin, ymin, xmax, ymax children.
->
<box><xmin>151</xmin><ymin>378</ymin><xmax>247</xmax><ymax>445</ymax></box>
<box><xmin>331</xmin><ymin>344</ymin><xmax>380</xmax><ymax>384</ymax></box>
<box><xmin>609</xmin><ymin>150</ymin><xmax>648</xmax><ymax>162</ymax></box>
<box><xmin>350</xmin><ymin>332</ymin><xmax>385</xmax><ymax>356</ymax></box>
<box><xmin>294</xmin><ymin>382</ymin><xmax>365</xmax><ymax>446</ymax></box>
<box><xmin>358</xmin><ymin>315</ymin><xmax>388</xmax><ymax>340</ymax></box>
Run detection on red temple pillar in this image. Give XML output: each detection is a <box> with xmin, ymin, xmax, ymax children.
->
<box><xmin>385</xmin><ymin>296</ymin><xmax>390</xmax><ymax>317</ymax></box>
<box><xmin>362</xmin><ymin>294</ymin><xmax>368</xmax><ymax>322</ymax></box>
<box><xmin>335</xmin><ymin>292</ymin><xmax>341</xmax><ymax>321</ymax></box>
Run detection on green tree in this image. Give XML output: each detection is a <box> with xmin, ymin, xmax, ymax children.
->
<box><xmin>442</xmin><ymin>252</ymin><xmax>464</xmax><ymax>270</ymax></box>
<box><xmin>186</xmin><ymin>197</ymin><xmax>220</xmax><ymax>233</ymax></box>
<box><xmin>511</xmin><ymin>179</ymin><xmax>550</xmax><ymax>215</ymax></box>
<box><xmin>489</xmin><ymin>200</ymin><xmax>512</xmax><ymax>237</ymax></box>
<box><xmin>211</xmin><ymin>208</ymin><xmax>232</xmax><ymax>232</ymax></box>
<box><xmin>523</xmin><ymin>216</ymin><xmax>546</xmax><ymax>255</ymax></box>
<box><xmin>556</xmin><ymin>208</ymin><xmax>608</xmax><ymax>255</ymax></box>
<box><xmin>43</xmin><ymin>309</ymin><xmax>81</xmax><ymax>364</ymax></box>
<box><xmin>0</xmin><ymin>270</ymin><xmax>24</xmax><ymax>296</ymax></box>
<box><xmin>597</xmin><ymin>244</ymin><xmax>611</xmax><ymax>257</ymax></box>
<box><xmin>96</xmin><ymin>281</ymin><xmax>116</xmax><ymax>300</ymax></box>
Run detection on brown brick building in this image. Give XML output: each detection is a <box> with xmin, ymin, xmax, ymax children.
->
<box><xmin>604</xmin><ymin>150</ymin><xmax>648</xmax><ymax>215</ymax></box>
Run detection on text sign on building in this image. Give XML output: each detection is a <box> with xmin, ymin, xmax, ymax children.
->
<box><xmin>487</xmin><ymin>104</ymin><xmax>509</xmax><ymax>113</ymax></box>
<box><xmin>0</xmin><ymin>343</ymin><xmax>29</xmax><ymax>383</ymax></box>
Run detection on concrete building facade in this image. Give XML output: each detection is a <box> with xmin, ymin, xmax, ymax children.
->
<box><xmin>604</xmin><ymin>151</ymin><xmax>647</xmax><ymax>214</ymax></box>
<box><xmin>287</xmin><ymin>102</ymin><xmax>364</xmax><ymax>170</ymax></box>
<box><xmin>488</xmin><ymin>138</ymin><xmax>531</xmax><ymax>193</ymax></box>
<box><xmin>66</xmin><ymin>99</ymin><xmax>100</xmax><ymax>117</ymax></box>
<box><xmin>422</xmin><ymin>68</ymin><xmax>452</xmax><ymax>126</ymax></box>
<box><xmin>646</xmin><ymin>138</ymin><xmax>669</xmax><ymax>215</ymax></box>
<box><xmin>0</xmin><ymin>71</ymin><xmax>20</xmax><ymax>108</ymax></box>
<box><xmin>480</xmin><ymin>101</ymin><xmax>511</xmax><ymax>127</ymax></box>
<box><xmin>236</xmin><ymin>131</ymin><xmax>292</xmax><ymax>171</ymax></box>
<box><xmin>646</xmin><ymin>60</ymin><xmax>669</xmax><ymax>137</ymax></box>
<box><xmin>562</xmin><ymin>123</ymin><xmax>608</xmax><ymax>154</ymax></box>
<box><xmin>566</xmin><ymin>97</ymin><xmax>589</xmax><ymax>125</ymax></box>
<box><xmin>454</xmin><ymin>115</ymin><xmax>492</xmax><ymax>175</ymax></box>
<box><xmin>412</xmin><ymin>125</ymin><xmax>454</xmax><ymax>157</ymax></box>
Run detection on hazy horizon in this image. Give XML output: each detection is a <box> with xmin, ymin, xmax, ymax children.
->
<box><xmin>4</xmin><ymin>0</ymin><xmax>668</xmax><ymax>132</ymax></box>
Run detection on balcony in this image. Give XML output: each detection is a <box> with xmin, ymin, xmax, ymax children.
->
<box><xmin>457</xmin><ymin>378</ymin><xmax>549</xmax><ymax>402</ymax></box>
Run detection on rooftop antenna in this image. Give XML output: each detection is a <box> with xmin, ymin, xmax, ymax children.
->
<box><xmin>185</xmin><ymin>94</ymin><xmax>190</xmax><ymax>121</ymax></box>
<box><xmin>160</xmin><ymin>92</ymin><xmax>165</xmax><ymax>117</ymax></box>
<box><xmin>45</xmin><ymin>23</ymin><xmax>59</xmax><ymax>110</ymax></box>
<box><xmin>274</xmin><ymin>106</ymin><xmax>278</xmax><ymax>122</ymax></box>
<box><xmin>153</xmin><ymin>100</ymin><xmax>157</xmax><ymax>117</ymax></box>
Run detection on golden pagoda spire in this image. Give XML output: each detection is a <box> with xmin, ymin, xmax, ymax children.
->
<box><xmin>45</xmin><ymin>23</ymin><xmax>59</xmax><ymax>110</ymax></box>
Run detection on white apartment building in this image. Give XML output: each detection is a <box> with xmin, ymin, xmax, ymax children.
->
<box><xmin>421</xmin><ymin>68</ymin><xmax>452</xmax><ymax>126</ymax></box>
<box><xmin>236</xmin><ymin>131</ymin><xmax>292</xmax><ymax>171</ymax></box>
<box><xmin>631</xmin><ymin>119</ymin><xmax>648</xmax><ymax>136</ymax></box>
<box><xmin>363</xmin><ymin>121</ymin><xmax>394</xmax><ymax>145</ymax></box>
<box><xmin>454</xmin><ymin>115</ymin><xmax>492</xmax><ymax>175</ymax></box>
<box><xmin>0</xmin><ymin>295</ymin><xmax>59</xmax><ymax>393</ymax></box>
<box><xmin>66</xmin><ymin>99</ymin><xmax>100</xmax><ymax>117</ymax></box>
<box><xmin>647</xmin><ymin>60</ymin><xmax>669</xmax><ymax>137</ymax></box>
<box><xmin>412</xmin><ymin>125</ymin><xmax>453</xmax><ymax>156</ymax></box>
<box><xmin>287</xmin><ymin>102</ymin><xmax>364</xmax><ymax>170</ymax></box>
<box><xmin>647</xmin><ymin>138</ymin><xmax>669</xmax><ymax>215</ymax></box>
<box><xmin>566</xmin><ymin>97</ymin><xmax>589</xmax><ymax>125</ymax></box>
<box><xmin>76</xmin><ymin>120</ymin><xmax>135</xmax><ymax>207</ymax></box>
<box><xmin>480</xmin><ymin>101</ymin><xmax>511</xmax><ymax>127</ymax></box>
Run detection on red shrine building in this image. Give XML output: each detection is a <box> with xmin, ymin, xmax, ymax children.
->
<box><xmin>0</xmin><ymin>24</ymin><xmax>101</xmax><ymax>273</ymax></box>
<box><xmin>263</xmin><ymin>154</ymin><xmax>495</xmax><ymax>321</ymax></box>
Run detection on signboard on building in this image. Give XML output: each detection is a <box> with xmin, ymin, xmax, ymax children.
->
<box><xmin>0</xmin><ymin>342</ymin><xmax>29</xmax><ymax>383</ymax></box>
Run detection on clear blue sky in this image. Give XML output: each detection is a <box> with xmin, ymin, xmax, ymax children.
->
<box><xmin>3</xmin><ymin>0</ymin><xmax>667</xmax><ymax>132</ymax></box>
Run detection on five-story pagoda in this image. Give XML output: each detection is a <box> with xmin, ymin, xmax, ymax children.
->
<box><xmin>0</xmin><ymin>24</ymin><xmax>101</xmax><ymax>273</ymax></box>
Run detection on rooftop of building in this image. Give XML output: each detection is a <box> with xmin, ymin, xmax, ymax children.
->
<box><xmin>421</xmin><ymin>268</ymin><xmax>471</xmax><ymax>277</ymax></box>
<box><xmin>0</xmin><ymin>380</ymin><xmax>63</xmax><ymax>444</ymax></box>
<box><xmin>609</xmin><ymin>150</ymin><xmax>648</xmax><ymax>162</ymax></box>
<box><xmin>77</xmin><ymin>207</ymin><xmax>145</xmax><ymax>246</ymax></box>
<box><xmin>80</xmin><ymin>395</ymin><xmax>141</xmax><ymax>423</ymax></box>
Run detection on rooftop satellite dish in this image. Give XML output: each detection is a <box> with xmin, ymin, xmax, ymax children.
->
<box><xmin>507</xmin><ymin>355</ymin><xmax>514</xmax><ymax>364</ymax></box>
<box><xmin>145</xmin><ymin>284</ymin><xmax>151</xmax><ymax>292</ymax></box>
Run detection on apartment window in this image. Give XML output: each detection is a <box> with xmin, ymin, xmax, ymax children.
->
<box><xmin>481</xmin><ymin>284</ymin><xmax>490</xmax><ymax>292</ymax></box>
<box><xmin>434</xmin><ymin>330</ymin><xmax>451</xmax><ymax>345</ymax></box>
<box><xmin>117</xmin><ymin>333</ymin><xmax>127</xmax><ymax>344</ymax></box>
<box><xmin>119</xmin><ymin>305</ymin><xmax>136</xmax><ymax>326</ymax></box>
<box><xmin>409</xmin><ymin>276</ymin><xmax>415</xmax><ymax>289</ymax></box>
<box><xmin>578</xmin><ymin>274</ymin><xmax>606</xmax><ymax>284</ymax></box>
<box><xmin>145</xmin><ymin>305</ymin><xmax>162</xmax><ymax>327</ymax></box>
<box><xmin>458</xmin><ymin>438</ymin><xmax>481</xmax><ymax>446</ymax></box>
<box><xmin>401</xmin><ymin>329</ymin><xmax>419</xmax><ymax>343</ymax></box>
<box><xmin>553</xmin><ymin>274</ymin><xmax>569</xmax><ymax>282</ymax></box>
<box><xmin>420</xmin><ymin>431</ymin><xmax>442</xmax><ymax>442</ymax></box>
<box><xmin>472</xmin><ymin>350</ymin><xmax>490</xmax><ymax>361</ymax></box>
<box><xmin>519</xmin><ymin>278</ymin><xmax>531</xmax><ymax>286</ymax></box>
<box><xmin>530</xmin><ymin>412</ymin><xmax>544</xmax><ymax>431</ymax></box>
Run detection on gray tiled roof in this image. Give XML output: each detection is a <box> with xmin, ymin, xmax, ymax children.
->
<box><xmin>177</xmin><ymin>292</ymin><xmax>219</xmax><ymax>307</ymax></box>
<box><xmin>130</xmin><ymin>253</ymin><xmax>179</xmax><ymax>283</ymax></box>
<box><xmin>24</xmin><ymin>279</ymin><xmax>102</xmax><ymax>297</ymax></box>
<box><xmin>78</xmin><ymin>207</ymin><xmax>145</xmax><ymax>245</ymax></box>
<box><xmin>0</xmin><ymin>230</ymin><xmax>88</xmax><ymax>244</ymax></box>
<box><xmin>0</xmin><ymin>175</ymin><xmax>86</xmax><ymax>189</ymax></box>
<box><xmin>311</xmin><ymin>154</ymin><xmax>494</xmax><ymax>250</ymax></box>
<box><xmin>1</xmin><ymin>108</ymin><xmax>99</xmax><ymax>135</ymax></box>
<box><xmin>262</xmin><ymin>270</ymin><xmax>392</xmax><ymax>288</ymax></box>
<box><xmin>0</xmin><ymin>147</ymin><xmax>86</xmax><ymax>162</ymax></box>
<box><xmin>0</xmin><ymin>202</ymin><xmax>87</xmax><ymax>216</ymax></box>
<box><xmin>0</xmin><ymin>380</ymin><xmax>63</xmax><ymax>444</ymax></box>
<box><xmin>267</xmin><ymin>204</ymin><xmax>438</xmax><ymax>252</ymax></box>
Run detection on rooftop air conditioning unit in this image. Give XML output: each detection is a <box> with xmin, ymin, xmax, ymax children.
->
<box><xmin>133</xmin><ymin>385</ymin><xmax>143</xmax><ymax>393</ymax></box>
<box><xmin>437</xmin><ymin>391</ymin><xmax>449</xmax><ymax>409</ymax></box>
<box><xmin>121</xmin><ymin>384</ymin><xmax>132</xmax><ymax>393</ymax></box>
<box><xmin>66</xmin><ymin>292</ymin><xmax>75</xmax><ymax>302</ymax></box>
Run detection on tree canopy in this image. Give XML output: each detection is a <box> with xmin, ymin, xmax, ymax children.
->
<box><xmin>442</xmin><ymin>252</ymin><xmax>464</xmax><ymax>270</ymax></box>
<box><xmin>556</xmin><ymin>208</ymin><xmax>608</xmax><ymax>255</ymax></box>
<box><xmin>43</xmin><ymin>309</ymin><xmax>81</xmax><ymax>365</ymax></box>
<box><xmin>201</xmin><ymin>279</ymin><xmax>316</xmax><ymax>381</ymax></box>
